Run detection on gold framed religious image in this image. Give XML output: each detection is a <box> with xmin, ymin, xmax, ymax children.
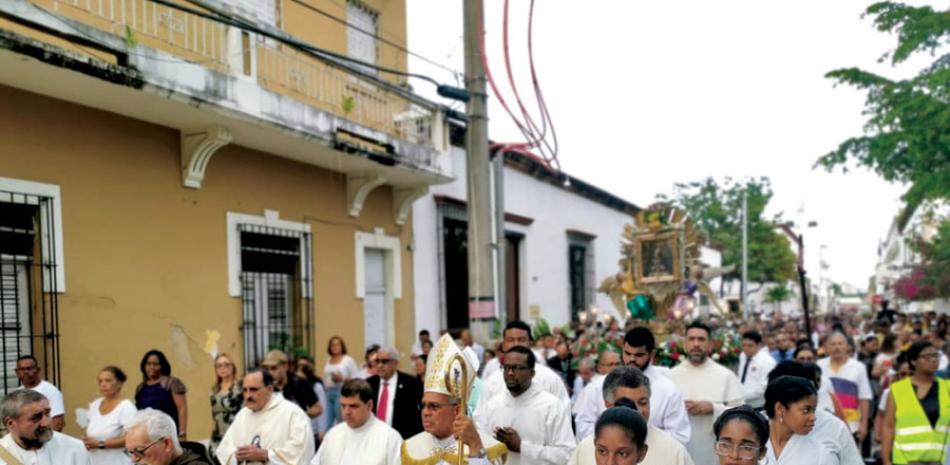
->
<box><xmin>634</xmin><ymin>231</ymin><xmax>681</xmax><ymax>284</ymax></box>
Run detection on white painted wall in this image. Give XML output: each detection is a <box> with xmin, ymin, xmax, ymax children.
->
<box><xmin>412</xmin><ymin>147</ymin><xmax>634</xmax><ymax>335</ymax></box>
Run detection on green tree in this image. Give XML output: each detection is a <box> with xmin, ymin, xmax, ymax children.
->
<box><xmin>658</xmin><ymin>177</ymin><xmax>798</xmax><ymax>291</ymax></box>
<box><xmin>819</xmin><ymin>2</ymin><xmax>950</xmax><ymax>298</ymax></box>
<box><xmin>816</xmin><ymin>2</ymin><xmax>949</xmax><ymax>206</ymax></box>
<box><xmin>765</xmin><ymin>285</ymin><xmax>792</xmax><ymax>313</ymax></box>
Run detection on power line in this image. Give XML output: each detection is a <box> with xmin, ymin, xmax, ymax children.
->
<box><xmin>288</xmin><ymin>0</ymin><xmax>461</xmax><ymax>78</ymax></box>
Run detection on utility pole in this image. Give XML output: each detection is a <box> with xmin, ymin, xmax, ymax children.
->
<box><xmin>741</xmin><ymin>188</ymin><xmax>749</xmax><ymax>319</ymax></box>
<box><xmin>463</xmin><ymin>0</ymin><xmax>496</xmax><ymax>343</ymax></box>
<box><xmin>796</xmin><ymin>234</ymin><xmax>812</xmax><ymax>336</ymax></box>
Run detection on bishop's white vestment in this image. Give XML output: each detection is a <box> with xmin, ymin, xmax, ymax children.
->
<box><xmin>401</xmin><ymin>430</ymin><xmax>507</xmax><ymax>465</ymax></box>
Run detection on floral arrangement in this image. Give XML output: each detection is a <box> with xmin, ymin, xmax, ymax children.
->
<box><xmin>654</xmin><ymin>330</ymin><xmax>742</xmax><ymax>368</ymax></box>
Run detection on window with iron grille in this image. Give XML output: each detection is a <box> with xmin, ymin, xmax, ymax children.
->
<box><xmin>0</xmin><ymin>191</ymin><xmax>60</xmax><ymax>394</ymax></box>
<box><xmin>239</xmin><ymin>224</ymin><xmax>312</xmax><ymax>371</ymax></box>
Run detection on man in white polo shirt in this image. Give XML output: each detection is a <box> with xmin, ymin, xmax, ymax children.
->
<box><xmin>15</xmin><ymin>356</ymin><xmax>64</xmax><ymax>432</ymax></box>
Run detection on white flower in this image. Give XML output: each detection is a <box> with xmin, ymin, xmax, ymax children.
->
<box><xmin>712</xmin><ymin>353</ymin><xmax>721</xmax><ymax>361</ymax></box>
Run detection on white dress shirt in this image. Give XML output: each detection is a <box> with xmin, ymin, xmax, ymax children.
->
<box><xmin>375</xmin><ymin>375</ymin><xmax>397</xmax><ymax>427</ymax></box>
<box><xmin>573</xmin><ymin>365</ymin><xmax>691</xmax><ymax>445</ymax></box>
<box><xmin>738</xmin><ymin>347</ymin><xmax>777</xmax><ymax>409</ymax></box>
<box><xmin>475</xmin><ymin>385</ymin><xmax>576</xmax><ymax>465</ymax></box>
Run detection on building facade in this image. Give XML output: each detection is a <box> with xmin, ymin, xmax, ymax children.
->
<box><xmin>0</xmin><ymin>0</ymin><xmax>451</xmax><ymax>439</ymax></box>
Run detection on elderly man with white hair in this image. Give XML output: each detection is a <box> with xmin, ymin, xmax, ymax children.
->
<box><xmin>123</xmin><ymin>409</ymin><xmax>210</xmax><ymax>465</ymax></box>
<box><xmin>366</xmin><ymin>346</ymin><xmax>423</xmax><ymax>439</ymax></box>
<box><xmin>0</xmin><ymin>389</ymin><xmax>89</xmax><ymax>465</ymax></box>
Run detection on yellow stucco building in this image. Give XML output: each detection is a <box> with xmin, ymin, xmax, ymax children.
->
<box><xmin>0</xmin><ymin>0</ymin><xmax>452</xmax><ymax>439</ymax></box>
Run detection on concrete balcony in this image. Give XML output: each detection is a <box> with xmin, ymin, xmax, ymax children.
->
<box><xmin>0</xmin><ymin>0</ymin><xmax>452</xmax><ymax>219</ymax></box>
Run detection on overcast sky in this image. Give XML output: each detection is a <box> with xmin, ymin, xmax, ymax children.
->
<box><xmin>404</xmin><ymin>1</ymin><xmax>948</xmax><ymax>291</ymax></box>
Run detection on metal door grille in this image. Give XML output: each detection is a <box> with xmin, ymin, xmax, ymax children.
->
<box><xmin>0</xmin><ymin>190</ymin><xmax>60</xmax><ymax>393</ymax></box>
<box><xmin>238</xmin><ymin>224</ymin><xmax>312</xmax><ymax>370</ymax></box>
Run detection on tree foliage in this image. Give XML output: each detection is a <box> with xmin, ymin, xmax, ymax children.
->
<box><xmin>658</xmin><ymin>177</ymin><xmax>798</xmax><ymax>286</ymax></box>
<box><xmin>765</xmin><ymin>285</ymin><xmax>793</xmax><ymax>312</ymax></box>
<box><xmin>817</xmin><ymin>2</ymin><xmax>950</xmax><ymax>205</ymax></box>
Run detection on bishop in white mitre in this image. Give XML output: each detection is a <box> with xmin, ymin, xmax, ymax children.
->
<box><xmin>402</xmin><ymin>334</ymin><xmax>507</xmax><ymax>465</ymax></box>
<box><xmin>311</xmin><ymin>378</ymin><xmax>402</xmax><ymax>465</ymax></box>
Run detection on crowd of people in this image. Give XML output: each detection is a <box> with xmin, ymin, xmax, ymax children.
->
<box><xmin>2</xmin><ymin>309</ymin><xmax>950</xmax><ymax>465</ymax></box>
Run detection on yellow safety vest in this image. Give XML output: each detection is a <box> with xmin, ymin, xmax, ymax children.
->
<box><xmin>892</xmin><ymin>378</ymin><xmax>950</xmax><ymax>464</ymax></box>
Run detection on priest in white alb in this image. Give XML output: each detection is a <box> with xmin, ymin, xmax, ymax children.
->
<box><xmin>0</xmin><ymin>390</ymin><xmax>89</xmax><ymax>465</ymax></box>
<box><xmin>311</xmin><ymin>378</ymin><xmax>401</xmax><ymax>465</ymax></box>
<box><xmin>474</xmin><ymin>321</ymin><xmax>570</xmax><ymax>414</ymax></box>
<box><xmin>669</xmin><ymin>321</ymin><xmax>744</xmax><ymax>465</ymax></box>
<box><xmin>403</xmin><ymin>333</ymin><xmax>507</xmax><ymax>465</ymax></box>
<box><xmin>474</xmin><ymin>346</ymin><xmax>575</xmax><ymax>465</ymax></box>
<box><xmin>216</xmin><ymin>368</ymin><xmax>314</xmax><ymax>465</ymax></box>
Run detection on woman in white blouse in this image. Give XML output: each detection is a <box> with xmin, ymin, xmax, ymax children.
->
<box><xmin>764</xmin><ymin>376</ymin><xmax>830</xmax><ymax>465</ymax></box>
<box><xmin>322</xmin><ymin>335</ymin><xmax>360</xmax><ymax>427</ymax></box>
<box><xmin>82</xmin><ymin>366</ymin><xmax>138</xmax><ymax>465</ymax></box>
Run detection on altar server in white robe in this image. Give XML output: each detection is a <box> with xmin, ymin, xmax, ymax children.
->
<box><xmin>569</xmin><ymin>401</ymin><xmax>649</xmax><ymax>465</ymax></box>
<box><xmin>0</xmin><ymin>390</ymin><xmax>90</xmax><ymax>465</ymax></box>
<box><xmin>569</xmin><ymin>367</ymin><xmax>693</xmax><ymax>465</ymax></box>
<box><xmin>311</xmin><ymin>378</ymin><xmax>401</xmax><ymax>465</ymax></box>
<box><xmin>475</xmin><ymin>321</ymin><xmax>569</xmax><ymax>414</ymax></box>
<box><xmin>575</xmin><ymin>327</ymin><xmax>691</xmax><ymax>444</ymax></box>
<box><xmin>766</xmin><ymin>361</ymin><xmax>862</xmax><ymax>465</ymax></box>
<box><xmin>711</xmin><ymin>406</ymin><xmax>770</xmax><ymax>465</ymax></box>
<box><xmin>216</xmin><ymin>368</ymin><xmax>314</xmax><ymax>465</ymax></box>
<box><xmin>402</xmin><ymin>334</ymin><xmax>507</xmax><ymax>465</ymax></box>
<box><xmin>763</xmin><ymin>375</ymin><xmax>832</xmax><ymax>465</ymax></box>
<box><xmin>474</xmin><ymin>346</ymin><xmax>575</xmax><ymax>465</ymax></box>
<box><xmin>669</xmin><ymin>321</ymin><xmax>744</xmax><ymax>465</ymax></box>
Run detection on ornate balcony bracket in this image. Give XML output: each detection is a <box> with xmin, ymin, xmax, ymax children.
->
<box><xmin>393</xmin><ymin>186</ymin><xmax>429</xmax><ymax>225</ymax></box>
<box><xmin>346</xmin><ymin>174</ymin><xmax>387</xmax><ymax>217</ymax></box>
<box><xmin>180</xmin><ymin>126</ymin><xmax>232</xmax><ymax>189</ymax></box>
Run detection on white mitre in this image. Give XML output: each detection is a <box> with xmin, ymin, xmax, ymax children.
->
<box><xmin>425</xmin><ymin>333</ymin><xmax>476</xmax><ymax>397</ymax></box>
<box><xmin>403</xmin><ymin>333</ymin><xmax>507</xmax><ymax>465</ymax></box>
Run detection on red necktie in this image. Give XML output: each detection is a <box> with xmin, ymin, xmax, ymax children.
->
<box><xmin>377</xmin><ymin>380</ymin><xmax>389</xmax><ymax>421</ymax></box>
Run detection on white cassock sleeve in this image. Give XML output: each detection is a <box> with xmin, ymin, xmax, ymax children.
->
<box><xmin>655</xmin><ymin>384</ymin><xmax>691</xmax><ymax>445</ymax></box>
<box><xmin>518</xmin><ymin>400</ymin><xmax>576</xmax><ymax>465</ymax></box>
<box><xmin>573</xmin><ymin>381</ymin><xmax>602</xmax><ymax>441</ymax></box>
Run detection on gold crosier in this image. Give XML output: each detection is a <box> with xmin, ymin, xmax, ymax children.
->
<box><xmin>443</xmin><ymin>353</ymin><xmax>469</xmax><ymax>465</ymax></box>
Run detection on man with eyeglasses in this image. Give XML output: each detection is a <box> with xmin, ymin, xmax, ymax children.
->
<box><xmin>567</xmin><ymin>366</ymin><xmax>693</xmax><ymax>465</ymax></box>
<box><xmin>574</xmin><ymin>327</ymin><xmax>691</xmax><ymax>445</ymax></box>
<box><xmin>570</xmin><ymin>350</ymin><xmax>619</xmax><ymax>418</ymax></box>
<box><xmin>474</xmin><ymin>321</ymin><xmax>570</xmax><ymax>417</ymax></box>
<box><xmin>122</xmin><ymin>409</ymin><xmax>208</xmax><ymax>465</ymax></box>
<box><xmin>215</xmin><ymin>368</ymin><xmax>314</xmax><ymax>465</ymax></box>
<box><xmin>310</xmin><ymin>379</ymin><xmax>401</xmax><ymax>465</ymax></box>
<box><xmin>474</xmin><ymin>346</ymin><xmax>575</xmax><ymax>465</ymax></box>
<box><xmin>0</xmin><ymin>389</ymin><xmax>88</xmax><ymax>465</ymax></box>
<box><xmin>403</xmin><ymin>334</ymin><xmax>508</xmax><ymax>464</ymax></box>
<box><xmin>366</xmin><ymin>346</ymin><xmax>423</xmax><ymax>439</ymax></box>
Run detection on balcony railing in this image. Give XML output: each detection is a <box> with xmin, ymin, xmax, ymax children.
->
<box><xmin>256</xmin><ymin>41</ymin><xmax>433</xmax><ymax>147</ymax></box>
<box><xmin>30</xmin><ymin>0</ymin><xmax>438</xmax><ymax>151</ymax></box>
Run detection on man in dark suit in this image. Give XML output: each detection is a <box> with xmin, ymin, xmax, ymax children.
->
<box><xmin>546</xmin><ymin>338</ymin><xmax>575</xmax><ymax>393</ymax></box>
<box><xmin>365</xmin><ymin>346</ymin><xmax>423</xmax><ymax>439</ymax></box>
